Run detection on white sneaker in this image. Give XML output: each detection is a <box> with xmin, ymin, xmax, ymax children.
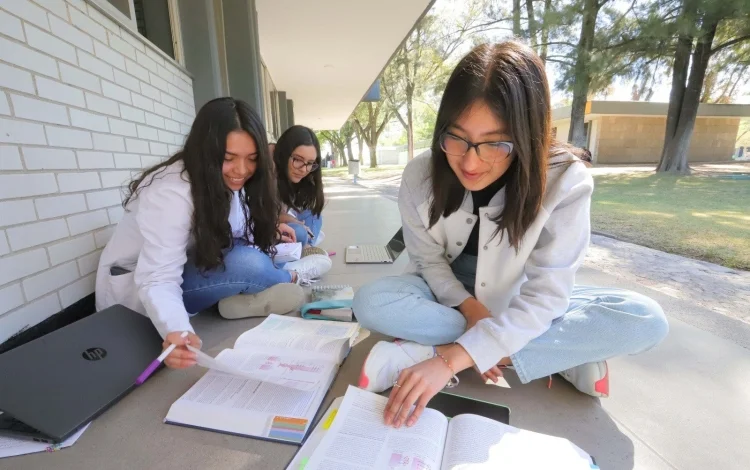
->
<box><xmin>283</xmin><ymin>254</ymin><xmax>332</xmax><ymax>285</ymax></box>
<box><xmin>559</xmin><ymin>361</ymin><xmax>609</xmax><ymax>398</ymax></box>
<box><xmin>312</xmin><ymin>230</ymin><xmax>325</xmax><ymax>247</ymax></box>
<box><xmin>358</xmin><ymin>340</ymin><xmax>435</xmax><ymax>393</ymax></box>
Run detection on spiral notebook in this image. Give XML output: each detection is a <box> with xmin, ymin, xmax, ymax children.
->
<box><xmin>301</xmin><ymin>285</ymin><xmax>354</xmax><ymax>322</ymax></box>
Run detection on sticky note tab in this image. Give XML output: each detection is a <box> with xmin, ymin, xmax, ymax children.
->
<box><xmin>322</xmin><ymin>409</ymin><xmax>338</xmax><ymax>430</ymax></box>
<box><xmin>298</xmin><ymin>457</ymin><xmax>309</xmax><ymax>469</ymax></box>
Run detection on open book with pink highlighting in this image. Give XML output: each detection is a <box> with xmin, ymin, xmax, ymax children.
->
<box><xmin>295</xmin><ymin>386</ymin><xmax>597</xmax><ymax>470</ymax></box>
<box><xmin>164</xmin><ymin>315</ymin><xmax>360</xmax><ymax>443</ymax></box>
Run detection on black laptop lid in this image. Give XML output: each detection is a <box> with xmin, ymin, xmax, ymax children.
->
<box><xmin>0</xmin><ymin>305</ymin><xmax>162</xmax><ymax>441</ymax></box>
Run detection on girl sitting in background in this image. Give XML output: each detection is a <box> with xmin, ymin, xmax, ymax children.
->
<box><xmin>95</xmin><ymin>98</ymin><xmax>331</xmax><ymax>369</ymax></box>
<box><xmin>274</xmin><ymin>125</ymin><xmax>326</xmax><ymax>247</ymax></box>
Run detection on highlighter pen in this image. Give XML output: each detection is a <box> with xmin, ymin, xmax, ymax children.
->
<box><xmin>135</xmin><ymin>331</ymin><xmax>189</xmax><ymax>385</ymax></box>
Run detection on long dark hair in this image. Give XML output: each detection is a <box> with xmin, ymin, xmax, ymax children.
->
<box><xmin>273</xmin><ymin>125</ymin><xmax>324</xmax><ymax>216</ymax></box>
<box><xmin>429</xmin><ymin>41</ymin><xmax>578</xmax><ymax>250</ymax></box>
<box><xmin>123</xmin><ymin>97</ymin><xmax>279</xmax><ymax>271</ymax></box>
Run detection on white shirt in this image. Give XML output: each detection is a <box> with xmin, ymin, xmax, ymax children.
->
<box><xmin>95</xmin><ymin>161</ymin><xmax>247</xmax><ymax>338</ymax></box>
<box><xmin>399</xmin><ymin>151</ymin><xmax>593</xmax><ymax>373</ymax></box>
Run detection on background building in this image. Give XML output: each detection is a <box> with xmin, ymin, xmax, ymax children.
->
<box><xmin>552</xmin><ymin>101</ymin><xmax>750</xmax><ymax>164</ymax></box>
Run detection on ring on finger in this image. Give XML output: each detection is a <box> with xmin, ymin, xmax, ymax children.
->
<box><xmin>393</xmin><ymin>381</ymin><xmax>401</xmax><ymax>388</ymax></box>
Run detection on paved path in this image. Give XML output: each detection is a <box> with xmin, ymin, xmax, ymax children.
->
<box><xmin>346</xmin><ymin>174</ymin><xmax>750</xmax><ymax>326</ymax></box>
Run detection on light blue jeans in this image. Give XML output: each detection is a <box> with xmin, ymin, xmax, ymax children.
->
<box><xmin>181</xmin><ymin>241</ymin><xmax>293</xmax><ymax>314</ymax></box>
<box><xmin>288</xmin><ymin>210</ymin><xmax>323</xmax><ymax>246</ymax></box>
<box><xmin>352</xmin><ymin>254</ymin><xmax>669</xmax><ymax>383</ymax></box>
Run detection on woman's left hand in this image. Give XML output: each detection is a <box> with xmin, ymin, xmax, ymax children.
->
<box><xmin>277</xmin><ymin>223</ymin><xmax>297</xmax><ymax>243</ymax></box>
<box><xmin>384</xmin><ymin>357</ymin><xmax>454</xmax><ymax>428</ymax></box>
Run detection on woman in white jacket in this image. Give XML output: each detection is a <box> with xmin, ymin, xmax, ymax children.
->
<box><xmin>352</xmin><ymin>42</ymin><xmax>668</xmax><ymax>427</ymax></box>
<box><xmin>95</xmin><ymin>98</ymin><xmax>330</xmax><ymax>368</ymax></box>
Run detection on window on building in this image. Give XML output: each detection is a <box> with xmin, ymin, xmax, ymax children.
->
<box><xmin>106</xmin><ymin>0</ymin><xmax>130</xmax><ymax>17</ymax></box>
<box><xmin>133</xmin><ymin>0</ymin><xmax>180</xmax><ymax>60</ymax></box>
<box><xmin>100</xmin><ymin>0</ymin><xmax>183</xmax><ymax>64</ymax></box>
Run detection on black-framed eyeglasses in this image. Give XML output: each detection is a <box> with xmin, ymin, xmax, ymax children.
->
<box><xmin>440</xmin><ymin>132</ymin><xmax>514</xmax><ymax>163</ymax></box>
<box><xmin>291</xmin><ymin>155</ymin><xmax>319</xmax><ymax>172</ymax></box>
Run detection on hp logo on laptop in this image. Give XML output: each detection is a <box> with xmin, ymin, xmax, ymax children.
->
<box><xmin>82</xmin><ymin>347</ymin><xmax>107</xmax><ymax>361</ymax></box>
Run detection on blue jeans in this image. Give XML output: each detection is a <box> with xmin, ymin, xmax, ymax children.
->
<box><xmin>181</xmin><ymin>242</ymin><xmax>293</xmax><ymax>314</ymax></box>
<box><xmin>352</xmin><ymin>254</ymin><xmax>669</xmax><ymax>383</ymax></box>
<box><xmin>288</xmin><ymin>210</ymin><xmax>322</xmax><ymax>246</ymax></box>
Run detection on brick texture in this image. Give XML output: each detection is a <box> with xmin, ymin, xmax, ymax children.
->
<box><xmin>0</xmin><ymin>1</ymin><xmax>194</xmax><ymax>336</ymax></box>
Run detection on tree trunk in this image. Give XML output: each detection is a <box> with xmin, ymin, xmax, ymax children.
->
<box><xmin>513</xmin><ymin>0</ymin><xmax>521</xmax><ymax>37</ymax></box>
<box><xmin>406</xmin><ymin>85</ymin><xmax>415</xmax><ymax>161</ymax></box>
<box><xmin>526</xmin><ymin>0</ymin><xmax>538</xmax><ymax>49</ymax></box>
<box><xmin>357</xmin><ymin>135</ymin><xmax>363</xmax><ymax>159</ymax></box>
<box><xmin>658</xmin><ymin>18</ymin><xmax>718</xmax><ymax>175</ymax></box>
<box><xmin>368</xmin><ymin>144</ymin><xmax>378</xmax><ymax>168</ymax></box>
<box><xmin>539</xmin><ymin>0</ymin><xmax>551</xmax><ymax>64</ymax></box>
<box><xmin>345</xmin><ymin>138</ymin><xmax>354</xmax><ymax>162</ymax></box>
<box><xmin>658</xmin><ymin>37</ymin><xmax>692</xmax><ymax>169</ymax></box>
<box><xmin>567</xmin><ymin>0</ymin><xmax>599</xmax><ymax>148</ymax></box>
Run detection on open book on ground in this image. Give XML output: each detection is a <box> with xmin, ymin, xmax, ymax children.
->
<box><xmin>298</xmin><ymin>386</ymin><xmax>597</xmax><ymax>470</ymax></box>
<box><xmin>165</xmin><ymin>315</ymin><xmax>360</xmax><ymax>443</ymax></box>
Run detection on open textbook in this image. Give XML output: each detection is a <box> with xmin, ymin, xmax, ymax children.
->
<box><xmin>300</xmin><ymin>386</ymin><xmax>596</xmax><ymax>470</ymax></box>
<box><xmin>165</xmin><ymin>315</ymin><xmax>360</xmax><ymax>443</ymax></box>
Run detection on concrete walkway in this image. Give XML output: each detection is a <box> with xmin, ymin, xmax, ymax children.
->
<box><xmin>3</xmin><ymin>178</ymin><xmax>748</xmax><ymax>470</ymax></box>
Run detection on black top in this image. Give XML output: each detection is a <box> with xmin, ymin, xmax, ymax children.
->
<box><xmin>463</xmin><ymin>174</ymin><xmax>509</xmax><ymax>256</ymax></box>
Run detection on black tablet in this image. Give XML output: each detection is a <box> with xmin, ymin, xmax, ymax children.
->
<box><xmin>379</xmin><ymin>390</ymin><xmax>510</xmax><ymax>424</ymax></box>
<box><xmin>428</xmin><ymin>391</ymin><xmax>510</xmax><ymax>424</ymax></box>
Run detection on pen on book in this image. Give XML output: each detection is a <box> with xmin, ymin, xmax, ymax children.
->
<box><xmin>135</xmin><ymin>331</ymin><xmax>189</xmax><ymax>385</ymax></box>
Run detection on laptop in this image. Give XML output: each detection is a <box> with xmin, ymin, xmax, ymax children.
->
<box><xmin>345</xmin><ymin>228</ymin><xmax>406</xmax><ymax>264</ymax></box>
<box><xmin>0</xmin><ymin>305</ymin><xmax>163</xmax><ymax>444</ymax></box>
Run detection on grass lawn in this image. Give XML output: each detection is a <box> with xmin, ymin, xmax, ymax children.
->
<box><xmin>592</xmin><ymin>173</ymin><xmax>750</xmax><ymax>270</ymax></box>
<box><xmin>321</xmin><ymin>164</ymin><xmax>405</xmax><ymax>179</ymax></box>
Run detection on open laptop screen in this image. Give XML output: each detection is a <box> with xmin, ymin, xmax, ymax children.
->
<box><xmin>387</xmin><ymin>228</ymin><xmax>406</xmax><ymax>258</ymax></box>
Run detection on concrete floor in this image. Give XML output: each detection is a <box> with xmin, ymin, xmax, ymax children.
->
<box><xmin>3</xmin><ymin>179</ymin><xmax>749</xmax><ymax>469</ymax></box>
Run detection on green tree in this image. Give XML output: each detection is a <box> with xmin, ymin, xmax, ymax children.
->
<box><xmin>567</xmin><ymin>0</ymin><xmax>603</xmax><ymax>148</ymax></box>
<box><xmin>381</xmin><ymin>1</ymin><xmax>492</xmax><ymax>161</ymax></box>
<box><xmin>352</xmin><ymin>101</ymin><xmax>391</xmax><ymax>168</ymax></box>
<box><xmin>655</xmin><ymin>0</ymin><xmax>750</xmax><ymax>174</ymax></box>
<box><xmin>318</xmin><ymin>121</ymin><xmax>356</xmax><ymax>167</ymax></box>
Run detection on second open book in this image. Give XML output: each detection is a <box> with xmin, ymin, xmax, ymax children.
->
<box><xmin>298</xmin><ymin>386</ymin><xmax>596</xmax><ymax>470</ymax></box>
<box><xmin>164</xmin><ymin>315</ymin><xmax>360</xmax><ymax>443</ymax></box>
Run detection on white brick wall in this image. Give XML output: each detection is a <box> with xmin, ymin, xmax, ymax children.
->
<box><xmin>0</xmin><ymin>0</ymin><xmax>194</xmax><ymax>341</ymax></box>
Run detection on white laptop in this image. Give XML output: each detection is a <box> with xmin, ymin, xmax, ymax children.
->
<box><xmin>345</xmin><ymin>228</ymin><xmax>405</xmax><ymax>264</ymax></box>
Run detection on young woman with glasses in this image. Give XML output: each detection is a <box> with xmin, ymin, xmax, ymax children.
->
<box><xmin>274</xmin><ymin>125</ymin><xmax>326</xmax><ymax>247</ymax></box>
<box><xmin>352</xmin><ymin>41</ymin><xmax>669</xmax><ymax>427</ymax></box>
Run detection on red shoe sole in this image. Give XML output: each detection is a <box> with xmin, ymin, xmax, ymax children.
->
<box><xmin>358</xmin><ymin>350</ymin><xmax>372</xmax><ymax>389</ymax></box>
<box><xmin>594</xmin><ymin>362</ymin><xmax>609</xmax><ymax>397</ymax></box>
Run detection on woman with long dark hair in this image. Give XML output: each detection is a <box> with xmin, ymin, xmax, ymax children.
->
<box><xmin>353</xmin><ymin>42</ymin><xmax>668</xmax><ymax>426</ymax></box>
<box><xmin>274</xmin><ymin>125</ymin><xmax>325</xmax><ymax>246</ymax></box>
<box><xmin>95</xmin><ymin>98</ymin><xmax>331</xmax><ymax>368</ymax></box>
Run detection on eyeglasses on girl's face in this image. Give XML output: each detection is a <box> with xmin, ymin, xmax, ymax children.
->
<box><xmin>291</xmin><ymin>155</ymin><xmax>319</xmax><ymax>172</ymax></box>
<box><xmin>440</xmin><ymin>132</ymin><xmax>514</xmax><ymax>163</ymax></box>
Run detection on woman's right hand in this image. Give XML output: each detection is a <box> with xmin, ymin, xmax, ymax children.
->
<box><xmin>162</xmin><ymin>331</ymin><xmax>202</xmax><ymax>369</ymax></box>
<box><xmin>277</xmin><ymin>222</ymin><xmax>297</xmax><ymax>243</ymax></box>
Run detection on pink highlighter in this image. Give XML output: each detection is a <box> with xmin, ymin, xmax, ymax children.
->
<box><xmin>135</xmin><ymin>331</ymin><xmax>188</xmax><ymax>385</ymax></box>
